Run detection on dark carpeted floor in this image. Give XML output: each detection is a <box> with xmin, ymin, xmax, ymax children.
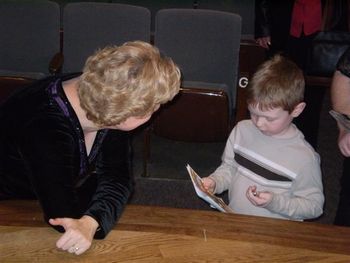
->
<box><xmin>129</xmin><ymin>88</ymin><xmax>343</xmax><ymax>225</ymax></box>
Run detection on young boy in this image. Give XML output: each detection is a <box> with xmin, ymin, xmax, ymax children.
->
<box><xmin>202</xmin><ymin>55</ymin><xmax>324</xmax><ymax>220</ymax></box>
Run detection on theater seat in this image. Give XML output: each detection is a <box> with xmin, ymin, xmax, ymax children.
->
<box><xmin>61</xmin><ymin>2</ymin><xmax>151</xmax><ymax>73</ymax></box>
<box><xmin>0</xmin><ymin>0</ymin><xmax>60</xmax><ymax>100</ymax></box>
<box><xmin>143</xmin><ymin>8</ymin><xmax>242</xmax><ymax>176</ymax></box>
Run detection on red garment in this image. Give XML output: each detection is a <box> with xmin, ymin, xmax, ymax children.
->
<box><xmin>290</xmin><ymin>0</ymin><xmax>322</xmax><ymax>37</ymax></box>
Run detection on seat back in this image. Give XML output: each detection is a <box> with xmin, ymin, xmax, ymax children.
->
<box><xmin>111</xmin><ymin>0</ymin><xmax>195</xmax><ymax>32</ymax></box>
<box><xmin>143</xmin><ymin>8</ymin><xmax>241</xmax><ymax>176</ymax></box>
<box><xmin>0</xmin><ymin>0</ymin><xmax>60</xmax><ymax>76</ymax></box>
<box><xmin>197</xmin><ymin>0</ymin><xmax>255</xmax><ymax>38</ymax></box>
<box><xmin>154</xmin><ymin>9</ymin><xmax>241</xmax><ymax>117</ymax></box>
<box><xmin>62</xmin><ymin>2</ymin><xmax>151</xmax><ymax>73</ymax></box>
<box><xmin>235</xmin><ymin>40</ymin><xmax>266</xmax><ymax>122</ymax></box>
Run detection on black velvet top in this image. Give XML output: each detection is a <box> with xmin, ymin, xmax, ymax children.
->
<box><xmin>0</xmin><ymin>74</ymin><xmax>133</xmax><ymax>239</ymax></box>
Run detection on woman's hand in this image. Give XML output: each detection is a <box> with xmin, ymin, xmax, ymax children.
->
<box><xmin>49</xmin><ymin>215</ymin><xmax>99</xmax><ymax>255</ymax></box>
<box><xmin>338</xmin><ymin>129</ymin><xmax>350</xmax><ymax>157</ymax></box>
<box><xmin>246</xmin><ymin>185</ymin><xmax>273</xmax><ymax>207</ymax></box>
<box><xmin>202</xmin><ymin>177</ymin><xmax>216</xmax><ymax>193</ymax></box>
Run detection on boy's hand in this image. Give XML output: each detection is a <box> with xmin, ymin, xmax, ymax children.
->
<box><xmin>202</xmin><ymin>177</ymin><xmax>216</xmax><ymax>193</ymax></box>
<box><xmin>246</xmin><ymin>185</ymin><xmax>273</xmax><ymax>207</ymax></box>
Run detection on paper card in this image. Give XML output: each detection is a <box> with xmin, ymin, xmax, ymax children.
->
<box><xmin>186</xmin><ymin>164</ymin><xmax>234</xmax><ymax>213</ymax></box>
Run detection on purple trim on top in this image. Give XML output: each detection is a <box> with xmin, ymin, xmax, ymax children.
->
<box><xmin>49</xmin><ymin>80</ymin><xmax>70</xmax><ymax>117</ymax></box>
<box><xmin>48</xmin><ymin>79</ymin><xmax>86</xmax><ymax>176</ymax></box>
<box><xmin>47</xmin><ymin>78</ymin><xmax>109</xmax><ymax>181</ymax></box>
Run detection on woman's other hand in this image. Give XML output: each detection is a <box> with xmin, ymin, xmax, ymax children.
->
<box><xmin>256</xmin><ymin>36</ymin><xmax>271</xmax><ymax>49</ymax></box>
<box><xmin>338</xmin><ymin>129</ymin><xmax>350</xmax><ymax>157</ymax></box>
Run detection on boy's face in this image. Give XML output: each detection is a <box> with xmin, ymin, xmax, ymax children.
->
<box><xmin>248</xmin><ymin>104</ymin><xmax>295</xmax><ymax>138</ymax></box>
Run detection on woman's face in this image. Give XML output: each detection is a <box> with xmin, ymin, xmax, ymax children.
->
<box><xmin>114</xmin><ymin>115</ymin><xmax>152</xmax><ymax>131</ymax></box>
<box><xmin>107</xmin><ymin>105</ymin><xmax>160</xmax><ymax>131</ymax></box>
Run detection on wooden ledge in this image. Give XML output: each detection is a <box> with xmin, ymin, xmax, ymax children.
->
<box><xmin>1</xmin><ymin>200</ymin><xmax>350</xmax><ymax>257</ymax></box>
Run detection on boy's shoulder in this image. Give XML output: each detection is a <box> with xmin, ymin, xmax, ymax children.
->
<box><xmin>233</xmin><ymin>119</ymin><xmax>261</xmax><ymax>137</ymax></box>
<box><xmin>228</xmin><ymin>119</ymin><xmax>261</xmax><ymax>143</ymax></box>
<box><xmin>235</xmin><ymin>119</ymin><xmax>254</xmax><ymax>130</ymax></box>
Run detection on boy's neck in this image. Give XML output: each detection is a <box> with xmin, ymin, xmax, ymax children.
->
<box><xmin>270</xmin><ymin>123</ymin><xmax>297</xmax><ymax>139</ymax></box>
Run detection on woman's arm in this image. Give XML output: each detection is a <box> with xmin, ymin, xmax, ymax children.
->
<box><xmin>331</xmin><ymin>48</ymin><xmax>350</xmax><ymax>156</ymax></box>
<box><xmin>84</xmin><ymin>130</ymin><xmax>133</xmax><ymax>239</ymax></box>
<box><xmin>21</xmin><ymin>118</ymin><xmax>84</xmax><ymax>221</ymax></box>
<box><xmin>21</xmin><ymin>121</ymin><xmax>132</xmax><ymax>253</ymax></box>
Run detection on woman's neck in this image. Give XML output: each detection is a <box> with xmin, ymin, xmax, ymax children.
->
<box><xmin>62</xmin><ymin>77</ymin><xmax>99</xmax><ymax>133</ymax></box>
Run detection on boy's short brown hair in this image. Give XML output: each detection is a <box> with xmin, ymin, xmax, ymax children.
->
<box><xmin>78</xmin><ymin>41</ymin><xmax>181</xmax><ymax>127</ymax></box>
<box><xmin>247</xmin><ymin>54</ymin><xmax>305</xmax><ymax>113</ymax></box>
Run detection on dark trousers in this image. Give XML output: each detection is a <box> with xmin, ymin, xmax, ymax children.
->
<box><xmin>264</xmin><ymin>33</ymin><xmax>325</xmax><ymax>149</ymax></box>
<box><xmin>286</xmin><ymin>33</ymin><xmax>317</xmax><ymax>71</ymax></box>
<box><xmin>287</xmin><ymin>33</ymin><xmax>325</xmax><ymax>150</ymax></box>
<box><xmin>293</xmin><ymin>85</ymin><xmax>326</xmax><ymax>150</ymax></box>
<box><xmin>334</xmin><ymin>157</ymin><xmax>350</xmax><ymax>226</ymax></box>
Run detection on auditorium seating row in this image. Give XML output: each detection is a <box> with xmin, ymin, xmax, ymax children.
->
<box><xmin>53</xmin><ymin>0</ymin><xmax>255</xmax><ymax>37</ymax></box>
<box><xmin>0</xmin><ymin>1</ymin><xmax>265</xmax><ymax>177</ymax></box>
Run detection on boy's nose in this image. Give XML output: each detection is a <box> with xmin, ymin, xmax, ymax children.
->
<box><xmin>256</xmin><ymin>117</ymin><xmax>264</xmax><ymax>127</ymax></box>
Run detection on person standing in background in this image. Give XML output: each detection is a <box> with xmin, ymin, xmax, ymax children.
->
<box><xmin>331</xmin><ymin>47</ymin><xmax>350</xmax><ymax>226</ymax></box>
<box><xmin>255</xmin><ymin>0</ymin><xmax>295</xmax><ymax>59</ymax></box>
<box><xmin>255</xmin><ymin>0</ymin><xmax>323</xmax><ymax>149</ymax></box>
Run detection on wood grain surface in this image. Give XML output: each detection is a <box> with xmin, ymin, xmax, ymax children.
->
<box><xmin>1</xmin><ymin>200</ymin><xmax>350</xmax><ymax>262</ymax></box>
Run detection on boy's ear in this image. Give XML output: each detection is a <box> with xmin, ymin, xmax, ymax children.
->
<box><xmin>291</xmin><ymin>102</ymin><xmax>306</xmax><ymax>117</ymax></box>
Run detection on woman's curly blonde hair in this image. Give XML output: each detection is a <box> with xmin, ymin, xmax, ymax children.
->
<box><xmin>78</xmin><ymin>41</ymin><xmax>181</xmax><ymax>127</ymax></box>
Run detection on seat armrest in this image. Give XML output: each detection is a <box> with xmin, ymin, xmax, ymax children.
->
<box><xmin>152</xmin><ymin>86</ymin><xmax>230</xmax><ymax>142</ymax></box>
<box><xmin>49</xmin><ymin>52</ymin><xmax>64</xmax><ymax>75</ymax></box>
<box><xmin>0</xmin><ymin>76</ymin><xmax>34</xmax><ymax>103</ymax></box>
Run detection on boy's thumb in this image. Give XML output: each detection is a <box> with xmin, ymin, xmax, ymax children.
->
<box><xmin>49</xmin><ymin>218</ymin><xmax>60</xmax><ymax>225</ymax></box>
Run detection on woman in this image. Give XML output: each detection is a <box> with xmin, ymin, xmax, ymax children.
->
<box><xmin>331</xmin><ymin>47</ymin><xmax>350</xmax><ymax>227</ymax></box>
<box><xmin>0</xmin><ymin>41</ymin><xmax>181</xmax><ymax>255</ymax></box>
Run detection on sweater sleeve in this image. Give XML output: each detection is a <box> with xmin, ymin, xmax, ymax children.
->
<box><xmin>264</xmin><ymin>158</ymin><xmax>324</xmax><ymax>220</ymax></box>
<box><xmin>210</xmin><ymin>128</ymin><xmax>238</xmax><ymax>194</ymax></box>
